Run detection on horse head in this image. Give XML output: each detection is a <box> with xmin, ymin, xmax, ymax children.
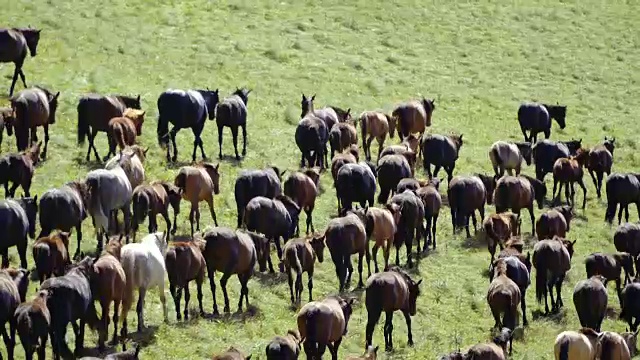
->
<box><xmin>203</xmin><ymin>89</ymin><xmax>220</xmax><ymax>119</ymax></box>
<box><xmin>153</xmin><ymin>231</ymin><xmax>168</xmax><ymax>254</ymax></box>
<box><xmin>19</xmin><ymin>28</ymin><xmax>41</xmax><ymax>57</ymax></box>
<box><xmin>202</xmin><ymin>162</ymin><xmax>220</xmax><ymax>194</ymax></box>
<box><xmin>234</xmin><ymin>88</ymin><xmax>251</xmax><ymax>106</ymax></box>
<box><xmin>604</xmin><ymin>136</ymin><xmax>616</xmax><ymax>154</ymax></box>
<box><xmin>300</xmin><ymin>93</ymin><xmax>315</xmax><ymax>118</ymax></box>
<box><xmin>18</xmin><ymin>194</ymin><xmax>38</xmax><ymax>239</ymax></box>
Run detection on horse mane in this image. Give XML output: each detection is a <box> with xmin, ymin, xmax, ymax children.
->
<box><xmin>275</xmin><ymin>194</ymin><xmax>300</xmax><ymax>212</ymax></box>
<box><xmin>329</xmin><ymin>106</ymin><xmax>351</xmax><ymax>121</ymax></box>
<box><xmin>33</xmin><ymin>85</ymin><xmax>53</xmax><ymax>97</ymax></box>
<box><xmin>23</xmin><ymin>141</ymin><xmax>41</xmax><ymax>163</ymax></box>
<box><xmin>387</xmin><ymin>265</ymin><xmax>415</xmax><ymax>284</ymax></box>
<box><xmin>492</xmin><ymin>258</ymin><xmax>508</xmax><ymax>277</ymax></box>
<box><xmin>579</xmin><ymin>327</ymin><xmax>600</xmax><ymax>337</ymax></box>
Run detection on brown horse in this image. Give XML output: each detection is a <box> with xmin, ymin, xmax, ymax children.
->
<box><xmin>77</xmin><ymin>94</ymin><xmax>141</xmax><ymax>162</ymax></box>
<box><xmin>281</xmin><ymin>236</ymin><xmax>325</xmax><ymax>304</ymax></box>
<box><xmin>212</xmin><ymin>346</ymin><xmax>252</xmax><ymax>360</ymax></box>
<box><xmin>0</xmin><ymin>268</ymin><xmax>29</xmax><ymax>359</ymax></box>
<box><xmin>376</xmin><ymin>153</ymin><xmax>413</xmax><ymax>204</ymax></box>
<box><xmin>573</xmin><ymin>276</ymin><xmax>608</xmax><ymax>332</ymax></box>
<box><xmin>174</xmin><ymin>162</ymin><xmax>221</xmax><ymax>235</ymax></box>
<box><xmin>91</xmin><ymin>236</ymin><xmax>126</xmax><ymax>350</ymax></box>
<box><xmin>322</xmin><ymin>212</ymin><xmax>368</xmax><ymax>291</ymax></box>
<box><xmin>284</xmin><ymin>168</ymin><xmax>320</xmax><ymax>235</ymax></box>
<box><xmin>9</xmin><ymin>86</ymin><xmax>59</xmax><ymax>158</ymax></box>
<box><xmin>392</xmin><ymin>98</ymin><xmax>435</xmax><ymax>139</ymax></box>
<box><xmin>494</xmin><ymin>174</ymin><xmax>547</xmax><ymax>236</ymax></box>
<box><xmin>615</xmin><ymin>223</ymin><xmax>640</xmax><ymax>274</ymax></box>
<box><xmin>536</xmin><ymin>205</ymin><xmax>573</xmax><ymax>240</ymax></box>
<box><xmin>483</xmin><ymin>212</ymin><xmax>519</xmax><ymax>263</ymax></box>
<box><xmin>331</xmin><ymin>147</ymin><xmax>358</xmax><ymax>185</ymax></box>
<box><xmin>554</xmin><ymin>328</ymin><xmax>599</xmax><ymax>360</ymax></box>
<box><xmin>348</xmin><ymin>205</ymin><xmax>401</xmax><ymax>273</ymax></box>
<box><xmin>106</xmin><ymin>109</ymin><xmax>146</xmax><ymax>159</ymax></box>
<box><xmin>365</xmin><ymin>266</ymin><xmax>422</xmax><ymax>352</ymax></box>
<box><xmin>14</xmin><ymin>289</ymin><xmax>50</xmax><ymax>360</ymax></box>
<box><xmin>415</xmin><ymin>178</ymin><xmax>442</xmax><ymax>250</ymax></box>
<box><xmin>329</xmin><ymin>122</ymin><xmax>358</xmax><ymax>158</ymax></box>
<box><xmin>265</xmin><ymin>330</ymin><xmax>301</xmax><ymax>360</ymax></box>
<box><xmin>0</xmin><ymin>27</ymin><xmax>41</xmax><ymax>96</ymax></box>
<box><xmin>358</xmin><ymin>111</ymin><xmax>395</xmax><ymax>161</ymax></box>
<box><xmin>379</xmin><ymin>135</ymin><xmax>420</xmax><ymax>162</ymax></box>
<box><xmin>587</xmin><ymin>137</ymin><xmax>615</xmax><ymax>198</ymax></box>
<box><xmin>465</xmin><ymin>329</ymin><xmax>513</xmax><ymax>359</ymax></box>
<box><xmin>585</xmin><ymin>252</ymin><xmax>635</xmax><ymax>296</ymax></box>
<box><xmin>131</xmin><ymin>181</ymin><xmax>182</xmax><ymax>241</ymax></box>
<box><xmin>297</xmin><ymin>295</ymin><xmax>355</xmax><ymax>360</ymax></box>
<box><xmin>533</xmin><ymin>237</ymin><xmax>575</xmax><ymax>314</ymax></box>
<box><xmin>200</xmin><ymin>228</ymin><xmax>258</xmax><ymax>314</ymax></box>
<box><xmin>487</xmin><ymin>258</ymin><xmax>521</xmax><ymax>334</ymax></box>
<box><xmin>0</xmin><ymin>140</ymin><xmax>40</xmax><ymax>197</ymax></box>
<box><xmin>552</xmin><ymin>148</ymin><xmax>589</xmax><ymax>208</ymax></box>
<box><xmin>165</xmin><ymin>239</ymin><xmax>206</xmax><ymax>320</ymax></box>
<box><xmin>32</xmin><ymin>230</ymin><xmax>71</xmax><ymax>284</ymax></box>
<box><xmin>448</xmin><ymin>174</ymin><xmax>492</xmax><ymax>238</ymax></box>
<box><xmin>595</xmin><ymin>331</ymin><xmax>633</xmax><ymax>360</ymax></box>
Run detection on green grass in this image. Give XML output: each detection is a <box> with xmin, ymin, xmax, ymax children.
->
<box><xmin>2</xmin><ymin>0</ymin><xmax>640</xmax><ymax>358</ymax></box>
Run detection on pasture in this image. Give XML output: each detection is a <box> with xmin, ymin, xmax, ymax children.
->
<box><xmin>1</xmin><ymin>0</ymin><xmax>640</xmax><ymax>359</ymax></box>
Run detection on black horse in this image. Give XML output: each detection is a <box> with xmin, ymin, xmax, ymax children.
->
<box><xmin>216</xmin><ymin>88</ymin><xmax>251</xmax><ymax>160</ymax></box>
<box><xmin>531</xmin><ymin>139</ymin><xmax>582</xmax><ymax>181</ymax></box>
<box><xmin>157</xmin><ymin>89</ymin><xmax>219</xmax><ymax>162</ymax></box>
<box><xmin>517</xmin><ymin>102</ymin><xmax>567</xmax><ymax>143</ymax></box>
<box><xmin>0</xmin><ymin>28</ymin><xmax>41</xmax><ymax>96</ymax></box>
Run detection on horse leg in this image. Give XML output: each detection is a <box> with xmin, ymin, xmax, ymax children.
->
<box><xmin>328</xmin><ymin>337</ymin><xmax>342</xmax><ymax>360</ymax></box>
<box><xmin>365</xmin><ymin>307</ymin><xmax>382</xmax><ymax>348</ymax></box>
<box><xmin>207</xmin><ymin>267</ymin><xmax>220</xmax><ymax>315</ymax></box>
<box><xmin>136</xmin><ymin>287</ymin><xmax>147</xmax><ymax>331</ymax></box>
<box><xmin>1</xmin><ymin>324</ymin><xmax>13</xmax><ymax>360</ymax></box>
<box><xmin>105</xmin><ymin>132</ymin><xmax>116</xmax><ymax>161</ymax></box>
<box><xmin>525</xmin><ymin>206</ymin><xmax>535</xmax><ymax>236</ymax></box>
<box><xmin>123</xmin><ymin>204</ymin><xmax>131</xmax><ymax>239</ymax></box>
<box><xmin>307</xmin><ymin>271</ymin><xmax>314</xmax><ymax>302</ymax></box>
<box><xmin>183</xmin><ymin>284</ymin><xmax>191</xmax><ymax>320</ymax></box>
<box><xmin>446</xmin><ymin>164</ymin><xmax>455</xmax><ymax>183</ymax></box>
<box><xmin>357</xmin><ymin>251</ymin><xmax>365</xmax><ymax>288</ymax></box>
<box><xmin>217</xmin><ymin>124</ymin><xmax>224</xmax><ymax>159</ymax></box>
<box><xmin>161</xmin><ymin>210</ymin><xmax>171</xmax><ymax>236</ymax></box>
<box><xmin>112</xmin><ymin>300</ymin><xmax>120</xmax><ymax>346</ymax></box>
<box><xmin>589</xmin><ymin>169</ymin><xmax>598</xmax><ymax>197</ymax></box>
<box><xmin>189</xmin><ymin>207</ymin><xmax>195</xmax><ymax>236</ymax></box>
<box><xmin>240</xmin><ymin>272</ymin><xmax>251</xmax><ymax>311</ymax></box>
<box><xmin>597</xmin><ymin>171</ymin><xmax>604</xmax><ymax>199</ymax></box>
<box><xmin>425</xmin><ymin>215</ymin><xmax>432</xmax><ymax>249</ymax></box>
<box><xmin>552</xmin><ymin>178</ymin><xmax>559</xmax><ymax>204</ymax></box>
<box><xmin>294</xmin><ymin>271</ymin><xmax>303</xmax><ymax>304</ymax></box>
<box><xmin>384</xmin><ymin>311</ymin><xmax>394</xmax><ymax>351</ymax></box>
<box><xmin>578</xmin><ymin>178</ymin><xmax>587</xmax><ymax>209</ymax></box>
<box><xmin>170</xmin><ymin>283</ymin><xmax>181</xmax><ymax>320</ymax></box>
<box><xmin>229</xmin><ymin>126</ymin><xmax>240</xmax><ymax>160</ymax></box>
<box><xmin>402</xmin><ymin>309</ymin><xmax>414</xmax><ymax>346</ymax></box>
<box><xmin>9</xmin><ymin>63</ymin><xmax>20</xmax><ymax>96</ymax></box>
<box><xmin>220</xmin><ymin>271</ymin><xmax>233</xmax><ymax>313</ymax></box>
<box><xmin>98</xmin><ymin>301</ymin><xmax>109</xmax><ymax>350</ymax></box>
<box><xmin>432</xmin><ymin>214</ymin><xmax>439</xmax><ymax>250</ymax></box>
<box><xmin>74</xmin><ymin>318</ymin><xmax>86</xmax><ymax>357</ymax></box>
<box><xmin>206</xmin><ymin>197</ymin><xmax>218</xmax><ymax>227</ymax></box>
<box><xmin>372</xmin><ymin>244</ymin><xmax>380</xmax><ymax>273</ymax></box>
<box><xmin>433</xmin><ymin>164</ymin><xmax>441</xmax><ymax>179</ymax></box>
<box><xmin>306</xmin><ymin>207</ymin><xmax>314</xmax><ymax>234</ymax></box>
<box><xmin>556</xmin><ymin>275</ymin><xmax>565</xmax><ymax>309</ymax></box>
<box><xmin>286</xmin><ymin>266</ymin><xmax>295</xmax><ymax>303</ymax></box>
<box><xmin>365</xmin><ymin>243</ymin><xmax>372</xmax><ymax>277</ymax></box>
<box><xmin>169</xmin><ymin>127</ymin><xmax>179</xmax><ymax>162</ymax></box>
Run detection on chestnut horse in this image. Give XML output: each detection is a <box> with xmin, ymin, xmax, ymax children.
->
<box><xmin>165</xmin><ymin>239</ymin><xmax>206</xmax><ymax>321</ymax></box>
<box><xmin>297</xmin><ymin>295</ymin><xmax>355</xmax><ymax>360</ymax></box>
<box><xmin>358</xmin><ymin>111</ymin><xmax>395</xmax><ymax>161</ymax></box>
<box><xmin>391</xmin><ymin>98</ymin><xmax>435</xmax><ymax>139</ymax></box>
<box><xmin>32</xmin><ymin>231</ymin><xmax>71</xmax><ymax>284</ymax></box>
<box><xmin>9</xmin><ymin>86</ymin><xmax>59</xmax><ymax>158</ymax></box>
<box><xmin>587</xmin><ymin>137</ymin><xmax>615</xmax><ymax>198</ymax></box>
<box><xmin>552</xmin><ymin>148</ymin><xmax>589</xmax><ymax>209</ymax></box>
<box><xmin>106</xmin><ymin>108</ymin><xmax>145</xmax><ymax>159</ymax></box>
<box><xmin>174</xmin><ymin>162</ymin><xmax>220</xmax><ymax>235</ymax></box>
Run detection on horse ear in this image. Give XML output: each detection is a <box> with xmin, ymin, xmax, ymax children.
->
<box><xmin>635</xmin><ymin>329</ymin><xmax>639</xmax><ymax>336</ymax></box>
<box><xmin>246</xmin><ymin>356</ymin><xmax>252</xmax><ymax>360</ymax></box>
<box><xmin>416</xmin><ymin>279</ymin><xmax>423</xmax><ymax>286</ymax></box>
<box><xmin>136</xmin><ymin>95</ymin><xmax>140</xmax><ymax>102</ymax></box>
<box><xmin>214</xmin><ymin>163</ymin><xmax>220</xmax><ymax>171</ymax></box>
<box><xmin>311</xmin><ymin>94</ymin><xmax>316</xmax><ymax>101</ymax></box>
<box><xmin>53</xmin><ymin>92</ymin><xmax>60</xmax><ymax>100</ymax></box>
<box><xmin>373</xmin><ymin>346</ymin><xmax>379</xmax><ymax>353</ymax></box>
<box><xmin>143</xmin><ymin>147</ymin><xmax>149</xmax><ymax>156</ymax></box>
<box><xmin>301</xmin><ymin>93</ymin><xmax>306</xmax><ymax>101</ymax></box>
<box><xmin>140</xmin><ymin>110</ymin><xmax>146</xmax><ymax>117</ymax></box>
<box><xmin>571</xmin><ymin>240</ymin><xmax>577</xmax><ymax>245</ymax></box>
<box><xmin>33</xmin><ymin>194</ymin><xmax>37</xmax><ymax>202</ymax></box>
<box><xmin>459</xmin><ymin>134</ymin><xmax>463</xmax><ymax>141</ymax></box>
<box><xmin>346</xmin><ymin>108</ymin><xmax>351</xmax><ymax>116</ymax></box>
<box><xmin>280</xmin><ymin>169</ymin><xmax>287</xmax><ymax>177</ymax></box>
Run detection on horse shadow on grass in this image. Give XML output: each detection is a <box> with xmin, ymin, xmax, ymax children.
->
<box><xmin>81</xmin><ymin>338</ymin><xmax>145</xmax><ymax>359</ymax></box>
<box><xmin>203</xmin><ymin>304</ymin><xmax>262</xmax><ymax>323</ymax></box>
<box><xmin>218</xmin><ymin>154</ymin><xmax>244</xmax><ymax>167</ymax></box>
<box><xmin>532</xmin><ymin>308</ymin><xmax>568</xmax><ymax>324</ymax></box>
<box><xmin>165</xmin><ymin>159</ymin><xmax>196</xmax><ymax>170</ymax></box>
<box><xmin>254</xmin><ymin>270</ymin><xmax>287</xmax><ymax>286</ymax></box>
<box><xmin>73</xmin><ymin>156</ymin><xmax>105</xmax><ymax>171</ymax></box>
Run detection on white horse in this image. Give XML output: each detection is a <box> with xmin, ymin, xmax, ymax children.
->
<box><xmin>489</xmin><ymin>140</ymin><xmax>532</xmax><ymax>177</ymax></box>
<box><xmin>86</xmin><ymin>152</ymin><xmax>133</xmax><ymax>252</ymax></box>
<box><xmin>119</xmin><ymin>231</ymin><xmax>168</xmax><ymax>338</ymax></box>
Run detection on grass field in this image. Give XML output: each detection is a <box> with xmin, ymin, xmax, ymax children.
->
<box><xmin>2</xmin><ymin>0</ymin><xmax>640</xmax><ymax>358</ymax></box>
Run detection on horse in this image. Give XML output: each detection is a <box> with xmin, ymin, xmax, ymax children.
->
<box><xmin>41</xmin><ymin>256</ymin><xmax>99</xmax><ymax>359</ymax></box>
<box><xmin>77</xmin><ymin>94</ymin><xmax>141</xmax><ymax>162</ymax></box>
<box><xmin>554</xmin><ymin>328</ymin><xmax>599</xmax><ymax>360</ymax></box>
<box><xmin>9</xmin><ymin>86</ymin><xmax>59</xmax><ymax>158</ymax></box>
<box><xmin>573</xmin><ymin>276</ymin><xmax>608</xmax><ymax>332</ymax></box>
<box><xmin>200</xmin><ymin>227</ymin><xmax>259</xmax><ymax>314</ymax></box>
<box><xmin>585</xmin><ymin>252</ymin><xmax>635</xmax><ymax>296</ymax></box>
<box><xmin>297</xmin><ymin>295</ymin><xmax>355</xmax><ymax>360</ymax></box>
<box><xmin>216</xmin><ymin>88</ymin><xmax>251</xmax><ymax>160</ymax></box>
<box><xmin>615</xmin><ymin>223</ymin><xmax>640</xmax><ymax>273</ymax></box>
<box><xmin>489</xmin><ymin>140</ymin><xmax>532</xmax><ymax>177</ymax></box>
<box><xmin>157</xmin><ymin>88</ymin><xmax>220</xmax><ymax>162</ymax></box>
<box><xmin>605</xmin><ymin>173</ymin><xmax>640</xmax><ymax>224</ymax></box>
<box><xmin>621</xmin><ymin>280</ymin><xmax>640</xmax><ymax>332</ymax></box>
<box><xmin>552</xmin><ymin>148</ymin><xmax>589</xmax><ymax>208</ymax></box>
<box><xmin>300</xmin><ymin>94</ymin><xmax>352</xmax><ymax>167</ymax></box>
<box><xmin>0</xmin><ymin>196</ymin><xmax>37</xmax><ymax>268</ymax></box>
<box><xmin>14</xmin><ymin>289</ymin><xmax>50</xmax><ymax>360</ymax></box>
<box><xmin>346</xmin><ymin>346</ymin><xmax>379</xmax><ymax>360</ymax></box>
<box><xmin>348</xmin><ymin>205</ymin><xmax>402</xmax><ymax>273</ymax></box>
<box><xmin>365</xmin><ymin>266</ymin><xmax>422</xmax><ymax>352</ymax></box>
<box><xmin>391</xmin><ymin>98</ymin><xmax>435</xmax><ymax>139</ymax></box>
<box><xmin>448</xmin><ymin>174</ymin><xmax>494</xmax><ymax>238</ymax></box>
<box><xmin>295</xmin><ymin>115</ymin><xmax>329</xmax><ymax>169</ymax></box>
<box><xmin>595</xmin><ymin>331</ymin><xmax>633</xmax><ymax>360</ymax></box>
<box><xmin>329</xmin><ymin>122</ymin><xmax>357</xmax><ymax>159</ymax></box>
<box><xmin>536</xmin><ymin>205</ymin><xmax>573</xmax><ymax>240</ymax></box>
<box><xmin>379</xmin><ymin>134</ymin><xmax>420</xmax><ymax>162</ymax></box>
<box><xmin>483</xmin><ymin>212</ymin><xmax>519</xmax><ymax>263</ymax></box>
<box><xmin>441</xmin><ymin>329</ymin><xmax>512</xmax><ymax>360</ymax></box>
<box><xmin>174</xmin><ymin>162</ymin><xmax>221</xmax><ymax>235</ymax></box>
<box><xmin>320</xmin><ymin>212</ymin><xmax>368</xmax><ymax>291</ymax></box>
<box><xmin>415</xmin><ymin>178</ymin><xmax>442</xmax><ymax>250</ymax></box>
<box><xmin>165</xmin><ymin>239</ymin><xmax>206</xmax><ymax>321</ymax></box>
<box><xmin>421</xmin><ymin>133</ymin><xmax>463</xmax><ymax>182</ymax></box>
<box><xmin>487</xmin><ymin>258</ymin><xmax>521</xmax><ymax>336</ymax></box>
<box><xmin>86</xmin><ymin>152</ymin><xmax>134</xmax><ymax>251</ymax></box>
<box><xmin>587</xmin><ymin>137</ymin><xmax>615</xmax><ymax>199</ymax></box>
<box><xmin>533</xmin><ymin>237</ymin><xmax>576</xmax><ymax>314</ymax></box>
<box><xmin>38</xmin><ymin>180</ymin><xmax>91</xmax><ymax>258</ymax></box>
<box><xmin>335</xmin><ymin>161</ymin><xmax>377</xmax><ymax>213</ymax></box>
<box><xmin>396</xmin><ymin>177</ymin><xmax>428</xmax><ymax>194</ymax></box>
<box><xmin>0</xmin><ymin>27</ymin><xmax>41</xmax><ymax>96</ymax></box>
<box><xmin>490</xmin><ymin>255</ymin><xmax>531</xmax><ymax>326</ymax></box>
<box><xmin>105</xmin><ymin>145</ymin><xmax>147</xmax><ymax>190</ymax></box>
<box><xmin>282</xmin><ymin>236</ymin><xmax>325</xmax><ymax>304</ymax></box>
<box><xmin>265</xmin><ymin>330</ymin><xmax>301</xmax><ymax>360</ymax></box>
<box><xmin>621</xmin><ymin>330</ymin><xmax>640</xmax><ymax>358</ymax></box>
<box><xmin>389</xmin><ymin>190</ymin><xmax>425</xmax><ymax>268</ymax></box>
<box><xmin>235</xmin><ymin>166</ymin><xmax>284</xmax><ymax>228</ymax></box>
<box><xmin>531</xmin><ymin>139</ymin><xmax>582</xmax><ymax>181</ymax></box>
<box><xmin>0</xmin><ymin>140</ymin><xmax>40</xmax><ymax>197</ymax></box>
<box><xmin>358</xmin><ymin>111</ymin><xmax>395</xmax><ymax>161</ymax></box>
<box><xmin>244</xmin><ymin>195</ymin><xmax>301</xmax><ymax>271</ymax></box>
<box><xmin>517</xmin><ymin>102</ymin><xmax>567</xmax><ymax>143</ymax></box>
<box><xmin>131</xmin><ymin>181</ymin><xmax>181</xmax><ymax>241</ymax></box>
<box><xmin>212</xmin><ymin>346</ymin><xmax>252</xmax><ymax>360</ymax></box>
<box><xmin>91</xmin><ymin>236</ymin><xmax>126</xmax><ymax>350</ymax></box>
<box><xmin>106</xmin><ymin>109</ymin><xmax>146</xmax><ymax>159</ymax></box>
<box><xmin>32</xmin><ymin>231</ymin><xmax>71</xmax><ymax>284</ymax></box>
<box><xmin>0</xmin><ymin>268</ymin><xmax>29</xmax><ymax>359</ymax></box>
<box><xmin>494</xmin><ymin>174</ymin><xmax>546</xmax><ymax>236</ymax></box>
<box><xmin>284</xmin><ymin>168</ymin><xmax>320</xmax><ymax>235</ymax></box>
<box><xmin>376</xmin><ymin>153</ymin><xmax>413</xmax><ymax>204</ymax></box>
<box><xmin>0</xmin><ymin>107</ymin><xmax>14</xmax><ymax>149</ymax></box>
<box><xmin>120</xmin><ymin>232</ymin><xmax>168</xmax><ymax>338</ymax></box>
<box><xmin>331</xmin><ymin>148</ymin><xmax>358</xmax><ymax>185</ymax></box>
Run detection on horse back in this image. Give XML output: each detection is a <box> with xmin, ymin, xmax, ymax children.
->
<box><xmin>518</xmin><ymin>103</ymin><xmax>550</xmax><ymax>130</ymax></box>
<box><xmin>360</xmin><ymin>111</ymin><xmax>388</xmax><ymax>137</ymax></box>
<box><xmin>393</xmin><ymin>101</ymin><xmax>427</xmax><ymax>134</ymax></box>
<box><xmin>533</xmin><ymin>240</ymin><xmax>571</xmax><ymax>273</ymax></box>
<box><xmin>158</xmin><ymin>90</ymin><xmax>205</xmax><ymax>129</ymax></box>
<box><xmin>217</xmin><ymin>95</ymin><xmax>247</xmax><ymax>127</ymax></box>
<box><xmin>0</xmin><ymin>200</ymin><xmax>28</xmax><ymax>243</ymax></box>
<box><xmin>93</xmin><ymin>254</ymin><xmax>126</xmax><ymax>301</ymax></box>
<box><xmin>41</xmin><ymin>273</ymin><xmax>91</xmax><ymax>321</ymax></box>
<box><xmin>78</xmin><ymin>95</ymin><xmax>125</xmax><ymax>131</ymax></box>
<box><xmin>165</xmin><ymin>242</ymin><xmax>205</xmax><ymax>286</ymax></box>
<box><xmin>0</xmin><ymin>29</ymin><xmax>26</xmax><ymax>62</ymax></box>
<box><xmin>298</xmin><ymin>299</ymin><xmax>346</xmax><ymax>343</ymax></box>
<box><xmin>365</xmin><ymin>272</ymin><xmax>409</xmax><ymax>312</ymax></box>
<box><xmin>121</xmin><ymin>243</ymin><xmax>166</xmax><ymax>289</ymax></box>
<box><xmin>12</xmin><ymin>88</ymin><xmax>50</xmax><ymax>127</ymax></box>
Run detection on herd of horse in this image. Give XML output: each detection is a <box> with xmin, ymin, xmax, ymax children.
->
<box><xmin>0</xmin><ymin>26</ymin><xmax>640</xmax><ymax>360</ymax></box>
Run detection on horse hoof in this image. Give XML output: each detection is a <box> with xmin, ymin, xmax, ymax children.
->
<box><xmin>408</xmin><ymin>340</ymin><xmax>414</xmax><ymax>347</ymax></box>
<box><xmin>224</xmin><ymin>306</ymin><xmax>230</xmax><ymax>313</ymax></box>
<box><xmin>171</xmin><ymin>156</ymin><xmax>177</xmax><ymax>162</ymax></box>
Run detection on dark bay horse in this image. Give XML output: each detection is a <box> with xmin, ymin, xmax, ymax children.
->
<box><xmin>300</xmin><ymin>94</ymin><xmax>351</xmax><ymax>166</ymax></box>
<box><xmin>587</xmin><ymin>137</ymin><xmax>615</xmax><ymax>198</ymax></box>
<box><xmin>0</xmin><ymin>140</ymin><xmax>41</xmax><ymax>197</ymax></box>
<box><xmin>234</xmin><ymin>166</ymin><xmax>284</xmax><ymax>228</ymax></box>
<box><xmin>605</xmin><ymin>173</ymin><xmax>640</xmax><ymax>224</ymax></box>
<box><xmin>531</xmin><ymin>139</ymin><xmax>582</xmax><ymax>181</ymax></box>
<box><xmin>0</xmin><ymin>28</ymin><xmax>41</xmax><ymax>96</ymax></box>
<box><xmin>0</xmin><ymin>196</ymin><xmax>37</xmax><ymax>268</ymax></box>
<box><xmin>77</xmin><ymin>94</ymin><xmax>141</xmax><ymax>162</ymax></box>
<box><xmin>421</xmin><ymin>133</ymin><xmax>463</xmax><ymax>182</ymax></box>
<box><xmin>0</xmin><ymin>107</ymin><xmax>14</xmax><ymax>150</ymax></box>
<box><xmin>157</xmin><ymin>89</ymin><xmax>219</xmax><ymax>162</ymax></box>
<box><xmin>216</xmin><ymin>88</ymin><xmax>251</xmax><ymax>160</ymax></box>
<box><xmin>10</xmin><ymin>86</ymin><xmax>59</xmax><ymax>158</ymax></box>
<box><xmin>517</xmin><ymin>102</ymin><xmax>567</xmax><ymax>143</ymax></box>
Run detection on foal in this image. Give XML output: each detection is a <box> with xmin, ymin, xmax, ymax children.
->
<box><xmin>281</xmin><ymin>236</ymin><xmax>325</xmax><ymax>304</ymax></box>
<box><xmin>32</xmin><ymin>230</ymin><xmax>71</xmax><ymax>284</ymax></box>
<box><xmin>131</xmin><ymin>180</ymin><xmax>181</xmax><ymax>240</ymax></box>
<box><xmin>165</xmin><ymin>239</ymin><xmax>206</xmax><ymax>320</ymax></box>
<box><xmin>15</xmin><ymin>289</ymin><xmax>50</xmax><ymax>360</ymax></box>
<box><xmin>174</xmin><ymin>162</ymin><xmax>221</xmax><ymax>235</ymax></box>
<box><xmin>552</xmin><ymin>148</ymin><xmax>589</xmax><ymax>209</ymax></box>
<box><xmin>106</xmin><ymin>109</ymin><xmax>145</xmax><ymax>159</ymax></box>
<box><xmin>0</xmin><ymin>141</ymin><xmax>40</xmax><ymax>197</ymax></box>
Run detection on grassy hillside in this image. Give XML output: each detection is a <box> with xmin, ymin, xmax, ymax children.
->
<box><xmin>2</xmin><ymin>0</ymin><xmax>640</xmax><ymax>358</ymax></box>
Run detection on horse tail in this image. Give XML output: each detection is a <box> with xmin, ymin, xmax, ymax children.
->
<box><xmin>535</xmin><ymin>256</ymin><xmax>547</xmax><ymax>304</ymax></box>
<box><xmin>11</xmin><ymin>99</ymin><xmax>29</xmax><ymax>150</ymax></box>
<box><xmin>558</xmin><ymin>340</ymin><xmax>570</xmax><ymax>360</ymax></box>
<box><xmin>32</xmin><ymin>242</ymin><xmax>51</xmax><ymax>281</ymax></box>
<box><xmin>491</xmin><ymin>146</ymin><xmax>503</xmax><ymax>168</ymax></box>
<box><xmin>449</xmin><ymin>184</ymin><xmax>466</xmax><ymax>229</ymax></box>
<box><xmin>604</xmin><ymin>183</ymin><xmax>617</xmax><ymax>223</ymax></box>
<box><xmin>329</xmin><ymin>128</ymin><xmax>340</xmax><ymax>156</ymax></box>
<box><xmin>85</xmin><ymin>300</ymin><xmax>100</xmax><ymax>330</ymax></box>
<box><xmin>234</xmin><ymin>178</ymin><xmax>248</xmax><ymax>229</ymax></box>
<box><xmin>77</xmin><ymin>100</ymin><xmax>89</xmax><ymax>145</ymax></box>
<box><xmin>132</xmin><ymin>192</ymin><xmax>150</xmax><ymax>228</ymax></box>
<box><xmin>111</xmin><ymin>121</ymin><xmax>127</xmax><ymax>151</ymax></box>
<box><xmin>303</xmin><ymin>308</ymin><xmax>319</xmax><ymax>356</ymax></box>
<box><xmin>494</xmin><ymin>182</ymin><xmax>510</xmax><ymax>213</ymax></box>
<box><xmin>360</xmin><ymin>114</ymin><xmax>368</xmax><ymax>150</ymax></box>
<box><xmin>174</xmin><ymin>171</ymin><xmax>187</xmax><ymax>194</ymax></box>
